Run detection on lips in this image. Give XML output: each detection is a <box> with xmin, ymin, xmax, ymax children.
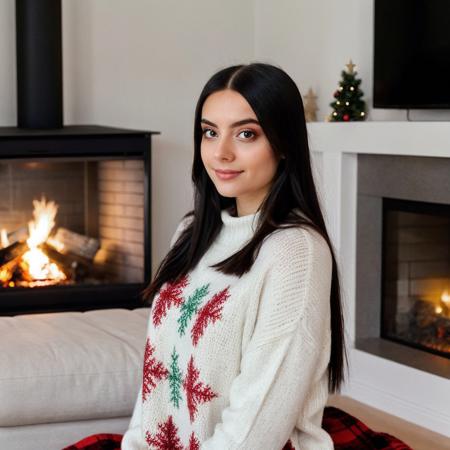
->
<box><xmin>214</xmin><ymin>169</ymin><xmax>243</xmax><ymax>180</ymax></box>
<box><xmin>215</xmin><ymin>169</ymin><xmax>243</xmax><ymax>174</ymax></box>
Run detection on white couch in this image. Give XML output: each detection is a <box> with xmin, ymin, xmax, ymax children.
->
<box><xmin>0</xmin><ymin>307</ymin><xmax>150</xmax><ymax>450</ymax></box>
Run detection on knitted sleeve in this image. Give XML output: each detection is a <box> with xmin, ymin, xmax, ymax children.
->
<box><xmin>200</xmin><ymin>227</ymin><xmax>334</xmax><ymax>450</ymax></box>
<box><xmin>121</xmin><ymin>386</ymin><xmax>145</xmax><ymax>450</ymax></box>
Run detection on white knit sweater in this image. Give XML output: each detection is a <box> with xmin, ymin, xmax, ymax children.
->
<box><xmin>122</xmin><ymin>208</ymin><xmax>334</xmax><ymax>450</ymax></box>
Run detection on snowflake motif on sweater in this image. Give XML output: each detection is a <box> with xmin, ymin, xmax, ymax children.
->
<box><xmin>177</xmin><ymin>283</ymin><xmax>210</xmax><ymax>336</ymax></box>
<box><xmin>168</xmin><ymin>347</ymin><xmax>183</xmax><ymax>408</ymax></box>
<box><xmin>152</xmin><ymin>275</ymin><xmax>189</xmax><ymax>326</ymax></box>
<box><xmin>191</xmin><ymin>286</ymin><xmax>230</xmax><ymax>346</ymax></box>
<box><xmin>142</xmin><ymin>338</ymin><xmax>169</xmax><ymax>402</ymax></box>
<box><xmin>182</xmin><ymin>355</ymin><xmax>218</xmax><ymax>423</ymax></box>
<box><xmin>145</xmin><ymin>415</ymin><xmax>201</xmax><ymax>450</ymax></box>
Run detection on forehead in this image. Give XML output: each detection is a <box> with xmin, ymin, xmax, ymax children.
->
<box><xmin>201</xmin><ymin>90</ymin><xmax>257</xmax><ymax>122</ymax></box>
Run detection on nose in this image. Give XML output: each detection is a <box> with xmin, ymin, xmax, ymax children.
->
<box><xmin>214</xmin><ymin>135</ymin><xmax>235</xmax><ymax>162</ymax></box>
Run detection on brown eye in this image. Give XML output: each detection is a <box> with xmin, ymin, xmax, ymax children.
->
<box><xmin>238</xmin><ymin>130</ymin><xmax>255</xmax><ymax>139</ymax></box>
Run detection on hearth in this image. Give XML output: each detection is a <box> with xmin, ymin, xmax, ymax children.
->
<box><xmin>0</xmin><ymin>126</ymin><xmax>156</xmax><ymax>315</ymax></box>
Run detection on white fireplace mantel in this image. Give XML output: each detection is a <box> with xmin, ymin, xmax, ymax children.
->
<box><xmin>306</xmin><ymin>121</ymin><xmax>450</xmax><ymax>437</ymax></box>
<box><xmin>307</xmin><ymin>121</ymin><xmax>450</xmax><ymax>158</ymax></box>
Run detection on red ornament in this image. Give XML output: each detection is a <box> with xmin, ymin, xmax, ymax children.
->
<box><xmin>334</xmin><ymin>90</ymin><xmax>340</xmax><ymax>98</ymax></box>
<box><xmin>343</xmin><ymin>114</ymin><xmax>350</xmax><ymax>121</ymax></box>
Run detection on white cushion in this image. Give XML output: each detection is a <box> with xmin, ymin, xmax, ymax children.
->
<box><xmin>0</xmin><ymin>416</ymin><xmax>130</xmax><ymax>450</ymax></box>
<box><xmin>0</xmin><ymin>307</ymin><xmax>149</xmax><ymax>426</ymax></box>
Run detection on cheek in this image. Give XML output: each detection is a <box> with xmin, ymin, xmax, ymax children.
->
<box><xmin>200</xmin><ymin>145</ymin><xmax>210</xmax><ymax>167</ymax></box>
<box><xmin>246</xmin><ymin>148</ymin><xmax>278</xmax><ymax>179</ymax></box>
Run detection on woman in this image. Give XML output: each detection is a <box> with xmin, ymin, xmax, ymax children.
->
<box><xmin>122</xmin><ymin>62</ymin><xmax>347</xmax><ymax>449</ymax></box>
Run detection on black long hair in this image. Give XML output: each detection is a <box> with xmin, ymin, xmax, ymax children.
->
<box><xmin>143</xmin><ymin>62</ymin><xmax>348</xmax><ymax>393</ymax></box>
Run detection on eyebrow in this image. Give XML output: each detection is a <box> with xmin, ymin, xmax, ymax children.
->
<box><xmin>200</xmin><ymin>118</ymin><xmax>260</xmax><ymax>128</ymax></box>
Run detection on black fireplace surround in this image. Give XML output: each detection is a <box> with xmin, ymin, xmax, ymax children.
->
<box><xmin>0</xmin><ymin>126</ymin><xmax>156</xmax><ymax>316</ymax></box>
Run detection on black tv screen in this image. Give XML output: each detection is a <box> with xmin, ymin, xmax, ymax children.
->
<box><xmin>374</xmin><ymin>0</ymin><xmax>450</xmax><ymax>109</ymax></box>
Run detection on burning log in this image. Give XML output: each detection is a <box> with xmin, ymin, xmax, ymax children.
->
<box><xmin>0</xmin><ymin>242</ymin><xmax>28</xmax><ymax>266</ymax></box>
<box><xmin>0</xmin><ymin>256</ymin><xmax>21</xmax><ymax>286</ymax></box>
<box><xmin>40</xmin><ymin>242</ymin><xmax>105</xmax><ymax>282</ymax></box>
<box><xmin>48</xmin><ymin>228</ymin><xmax>100</xmax><ymax>260</ymax></box>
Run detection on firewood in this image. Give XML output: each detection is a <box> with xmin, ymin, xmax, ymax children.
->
<box><xmin>48</xmin><ymin>228</ymin><xmax>100</xmax><ymax>260</ymax></box>
<box><xmin>40</xmin><ymin>242</ymin><xmax>106</xmax><ymax>282</ymax></box>
<box><xmin>7</xmin><ymin>226</ymin><xmax>28</xmax><ymax>245</ymax></box>
<box><xmin>0</xmin><ymin>256</ymin><xmax>21</xmax><ymax>286</ymax></box>
<box><xmin>0</xmin><ymin>242</ymin><xmax>28</xmax><ymax>266</ymax></box>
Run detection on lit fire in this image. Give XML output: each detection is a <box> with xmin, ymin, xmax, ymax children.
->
<box><xmin>21</xmin><ymin>197</ymin><xmax>66</xmax><ymax>282</ymax></box>
<box><xmin>0</xmin><ymin>197</ymin><xmax>67</xmax><ymax>286</ymax></box>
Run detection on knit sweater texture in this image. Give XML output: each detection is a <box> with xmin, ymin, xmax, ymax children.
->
<box><xmin>122</xmin><ymin>208</ymin><xmax>334</xmax><ymax>450</ymax></box>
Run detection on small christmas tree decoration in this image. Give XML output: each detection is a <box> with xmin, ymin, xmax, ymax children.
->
<box><xmin>303</xmin><ymin>87</ymin><xmax>318</xmax><ymax>122</ymax></box>
<box><xmin>328</xmin><ymin>59</ymin><xmax>366</xmax><ymax>122</ymax></box>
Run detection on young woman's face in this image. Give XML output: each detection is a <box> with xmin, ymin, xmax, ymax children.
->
<box><xmin>200</xmin><ymin>89</ymin><xmax>280</xmax><ymax>216</ymax></box>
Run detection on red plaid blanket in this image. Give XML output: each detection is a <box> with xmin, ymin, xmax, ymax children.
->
<box><xmin>62</xmin><ymin>406</ymin><xmax>412</xmax><ymax>449</ymax></box>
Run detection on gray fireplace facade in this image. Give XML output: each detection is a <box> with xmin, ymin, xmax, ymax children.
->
<box><xmin>356</xmin><ymin>154</ymin><xmax>450</xmax><ymax>379</ymax></box>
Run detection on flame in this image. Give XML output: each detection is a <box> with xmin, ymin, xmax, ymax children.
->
<box><xmin>22</xmin><ymin>197</ymin><xmax>66</xmax><ymax>282</ymax></box>
<box><xmin>27</xmin><ymin>197</ymin><xmax>58</xmax><ymax>248</ymax></box>
<box><xmin>22</xmin><ymin>247</ymin><xmax>66</xmax><ymax>281</ymax></box>
<box><xmin>0</xmin><ymin>267</ymin><xmax>11</xmax><ymax>283</ymax></box>
<box><xmin>441</xmin><ymin>290</ymin><xmax>450</xmax><ymax>306</ymax></box>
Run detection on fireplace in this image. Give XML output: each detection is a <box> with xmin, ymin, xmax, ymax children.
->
<box><xmin>355</xmin><ymin>153</ymin><xmax>450</xmax><ymax>378</ymax></box>
<box><xmin>0</xmin><ymin>126</ymin><xmax>156</xmax><ymax>315</ymax></box>
<box><xmin>381</xmin><ymin>198</ymin><xmax>450</xmax><ymax>359</ymax></box>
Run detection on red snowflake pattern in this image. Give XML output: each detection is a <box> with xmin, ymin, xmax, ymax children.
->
<box><xmin>152</xmin><ymin>275</ymin><xmax>189</xmax><ymax>326</ymax></box>
<box><xmin>282</xmin><ymin>439</ymin><xmax>296</xmax><ymax>450</ymax></box>
<box><xmin>183</xmin><ymin>355</ymin><xmax>218</xmax><ymax>423</ymax></box>
<box><xmin>145</xmin><ymin>415</ymin><xmax>184</xmax><ymax>450</ymax></box>
<box><xmin>191</xmin><ymin>286</ymin><xmax>230</xmax><ymax>346</ymax></box>
<box><xmin>142</xmin><ymin>338</ymin><xmax>169</xmax><ymax>401</ymax></box>
<box><xmin>187</xmin><ymin>432</ymin><xmax>200</xmax><ymax>450</ymax></box>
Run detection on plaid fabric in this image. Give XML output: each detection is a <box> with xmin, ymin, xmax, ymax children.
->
<box><xmin>322</xmin><ymin>406</ymin><xmax>412</xmax><ymax>450</ymax></box>
<box><xmin>62</xmin><ymin>433</ymin><xmax>122</xmax><ymax>450</ymax></box>
<box><xmin>62</xmin><ymin>406</ymin><xmax>412</xmax><ymax>449</ymax></box>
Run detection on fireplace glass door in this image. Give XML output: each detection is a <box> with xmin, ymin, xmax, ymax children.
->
<box><xmin>0</xmin><ymin>156</ymin><xmax>148</xmax><ymax>314</ymax></box>
<box><xmin>382</xmin><ymin>198</ymin><xmax>450</xmax><ymax>358</ymax></box>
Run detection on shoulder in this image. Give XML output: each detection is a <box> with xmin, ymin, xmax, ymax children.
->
<box><xmin>260</xmin><ymin>224</ymin><xmax>333</xmax><ymax>273</ymax></box>
<box><xmin>169</xmin><ymin>211</ymin><xmax>194</xmax><ymax>248</ymax></box>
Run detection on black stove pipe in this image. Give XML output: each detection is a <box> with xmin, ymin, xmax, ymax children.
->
<box><xmin>16</xmin><ymin>0</ymin><xmax>63</xmax><ymax>129</ymax></box>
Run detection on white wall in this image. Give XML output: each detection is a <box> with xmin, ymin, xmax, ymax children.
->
<box><xmin>62</xmin><ymin>0</ymin><xmax>255</xmax><ymax>275</ymax></box>
<box><xmin>254</xmin><ymin>0</ymin><xmax>405</xmax><ymax>122</ymax></box>
<box><xmin>0</xmin><ymin>1</ymin><xmax>17</xmax><ymax>125</ymax></box>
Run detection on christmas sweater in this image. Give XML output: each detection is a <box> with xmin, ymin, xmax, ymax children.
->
<box><xmin>122</xmin><ymin>208</ymin><xmax>334</xmax><ymax>450</ymax></box>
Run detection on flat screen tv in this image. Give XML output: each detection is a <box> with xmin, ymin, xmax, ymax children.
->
<box><xmin>374</xmin><ymin>0</ymin><xmax>450</xmax><ymax>109</ymax></box>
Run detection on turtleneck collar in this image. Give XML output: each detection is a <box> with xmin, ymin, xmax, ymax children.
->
<box><xmin>213</xmin><ymin>208</ymin><xmax>262</xmax><ymax>249</ymax></box>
